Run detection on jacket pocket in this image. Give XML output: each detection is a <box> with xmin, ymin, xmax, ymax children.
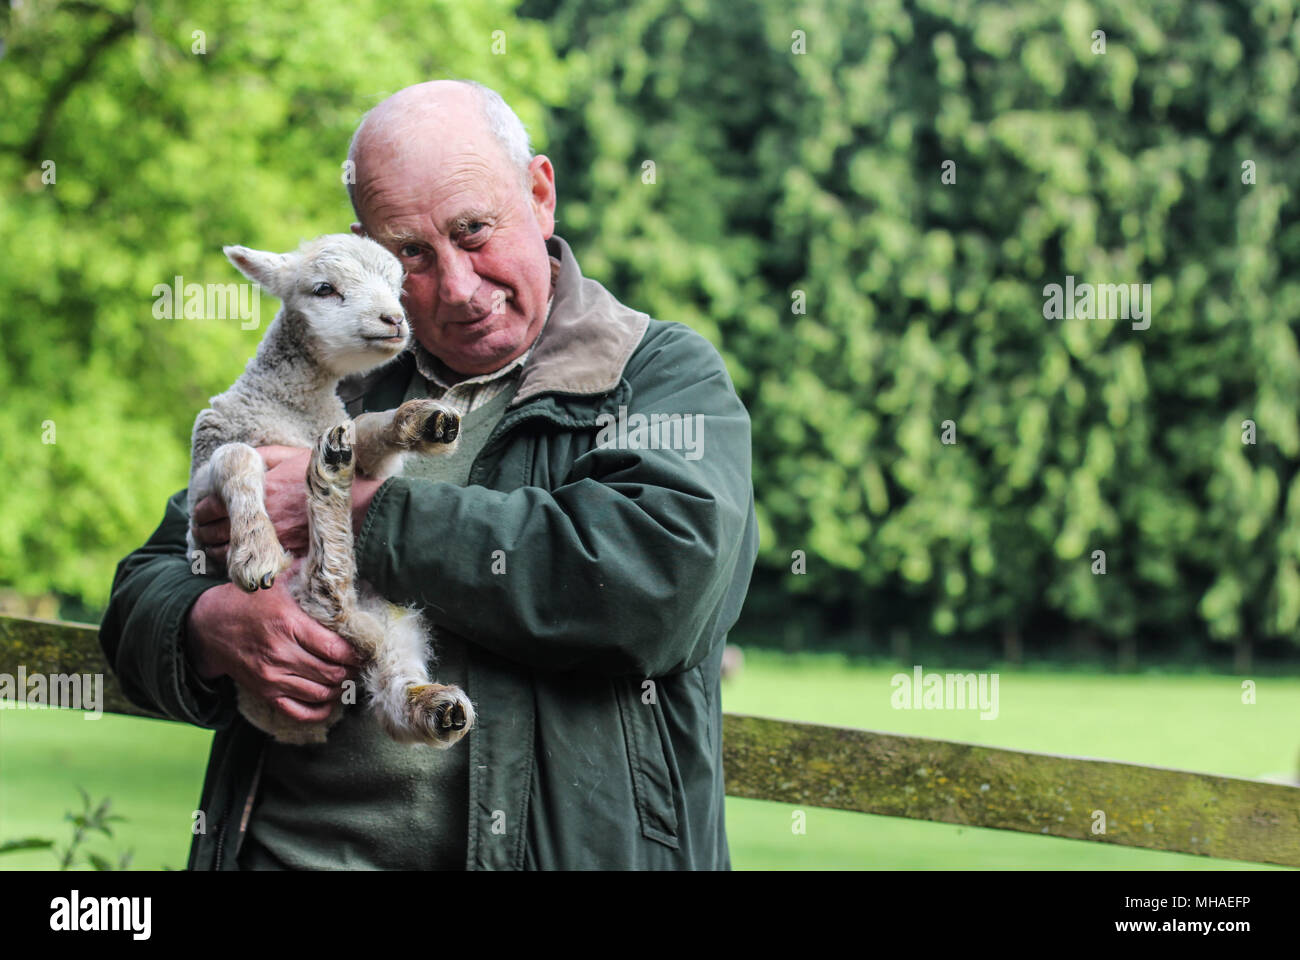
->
<box><xmin>614</xmin><ymin>678</ymin><xmax>681</xmax><ymax>850</ymax></box>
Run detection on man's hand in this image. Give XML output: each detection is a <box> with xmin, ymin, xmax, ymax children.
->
<box><xmin>185</xmin><ymin>568</ymin><xmax>362</xmax><ymax>724</ymax></box>
<box><xmin>193</xmin><ymin>445</ymin><xmax>312</xmax><ymax>564</ymax></box>
<box><xmin>351</xmin><ymin>474</ymin><xmax>384</xmax><ymax>534</ymax></box>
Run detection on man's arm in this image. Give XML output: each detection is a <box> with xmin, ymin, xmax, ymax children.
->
<box><xmin>98</xmin><ymin>491</ymin><xmax>238</xmax><ymax>727</ymax></box>
<box><xmin>355</xmin><ymin>324</ymin><xmax>759</xmax><ymax>678</ymax></box>
<box><xmin>99</xmin><ymin>490</ymin><xmax>364</xmax><ymax>729</ymax></box>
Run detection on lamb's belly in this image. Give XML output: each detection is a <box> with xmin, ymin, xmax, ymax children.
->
<box><xmin>247</xmin><ymin>419</ymin><xmax>332</xmax><ymax>449</ymax></box>
<box><xmin>246</xmin><ymin>421</ymin><xmax>321</xmax><ymax>447</ymax></box>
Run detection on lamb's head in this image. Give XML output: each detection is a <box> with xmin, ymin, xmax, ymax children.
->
<box><xmin>223</xmin><ymin>234</ymin><xmax>410</xmax><ymax>377</ymax></box>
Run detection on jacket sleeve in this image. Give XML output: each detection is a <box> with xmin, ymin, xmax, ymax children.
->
<box><xmin>355</xmin><ymin>324</ymin><xmax>758</xmax><ymax>678</ymax></box>
<box><xmin>97</xmin><ymin>489</ymin><xmax>239</xmax><ymax>728</ymax></box>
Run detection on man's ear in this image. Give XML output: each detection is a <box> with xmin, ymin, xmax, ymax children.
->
<box><xmin>223</xmin><ymin>245</ymin><xmax>292</xmax><ymax>297</ymax></box>
<box><xmin>526</xmin><ymin>155</ymin><xmax>557</xmax><ymax>240</ymax></box>
<box><xmin>350</xmin><ymin>222</ymin><xmax>367</xmax><ymax>237</ymax></box>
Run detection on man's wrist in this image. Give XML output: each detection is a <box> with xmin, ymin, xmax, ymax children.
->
<box><xmin>184</xmin><ymin>586</ymin><xmax>226</xmax><ymax>681</ymax></box>
<box><xmin>351</xmin><ymin>475</ymin><xmax>386</xmax><ymax>534</ymax></box>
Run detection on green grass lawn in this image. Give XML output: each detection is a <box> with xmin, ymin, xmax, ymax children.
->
<box><xmin>1</xmin><ymin>650</ymin><xmax>1296</xmax><ymax>869</ymax></box>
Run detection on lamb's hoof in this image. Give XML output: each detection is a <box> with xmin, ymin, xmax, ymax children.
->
<box><xmin>322</xmin><ymin>423</ymin><xmax>354</xmax><ymax>470</ymax></box>
<box><xmin>406</xmin><ymin>683</ymin><xmax>474</xmax><ymax>748</ymax></box>
<box><xmin>229</xmin><ymin>543</ymin><xmax>292</xmax><ymax>593</ymax></box>
<box><xmin>422</xmin><ymin>409</ymin><xmax>460</xmax><ymax>445</ymax></box>
<box><xmin>393</xmin><ymin>399</ymin><xmax>461</xmax><ymax>453</ymax></box>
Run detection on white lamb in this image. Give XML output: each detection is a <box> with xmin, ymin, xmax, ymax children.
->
<box><xmin>187</xmin><ymin>233</ymin><xmax>474</xmax><ymax>748</ymax></box>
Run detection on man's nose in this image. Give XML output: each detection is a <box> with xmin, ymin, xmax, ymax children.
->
<box><xmin>438</xmin><ymin>248</ymin><xmax>480</xmax><ymax>306</ymax></box>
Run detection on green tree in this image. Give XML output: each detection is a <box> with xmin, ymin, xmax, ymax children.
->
<box><xmin>0</xmin><ymin>0</ymin><xmax>565</xmax><ymax>607</ymax></box>
<box><xmin>531</xmin><ymin>0</ymin><xmax>1300</xmax><ymax>658</ymax></box>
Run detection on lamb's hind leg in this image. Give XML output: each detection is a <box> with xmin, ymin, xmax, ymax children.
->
<box><xmin>295</xmin><ymin>424</ymin><xmax>370</xmax><ymax>649</ymax></box>
<box><xmin>364</xmin><ymin>601</ymin><xmax>474</xmax><ymax>748</ymax></box>
<box><xmin>207</xmin><ymin>442</ymin><xmax>292</xmax><ymax>592</ymax></box>
<box><xmin>351</xmin><ymin>399</ymin><xmax>461</xmax><ymax>479</ymax></box>
<box><xmin>276</xmin><ymin>422</ymin><xmax>372</xmax><ymax>743</ymax></box>
<box><xmin>325</xmin><ymin>409</ymin><xmax>474</xmax><ymax>747</ymax></box>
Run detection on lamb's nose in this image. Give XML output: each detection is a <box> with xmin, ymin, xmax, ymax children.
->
<box><xmin>380</xmin><ymin>314</ymin><xmax>403</xmax><ymax>330</ymax></box>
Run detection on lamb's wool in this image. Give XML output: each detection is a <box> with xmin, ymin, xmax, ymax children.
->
<box><xmin>186</xmin><ymin>233</ymin><xmax>474</xmax><ymax>748</ymax></box>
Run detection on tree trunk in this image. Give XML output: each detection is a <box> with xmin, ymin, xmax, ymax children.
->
<box><xmin>1117</xmin><ymin>635</ymin><xmax>1137</xmax><ymax>672</ymax></box>
<box><xmin>890</xmin><ymin>627</ymin><xmax>911</xmax><ymax>664</ymax></box>
<box><xmin>1002</xmin><ymin>625</ymin><xmax>1022</xmax><ymax>665</ymax></box>
<box><xmin>1234</xmin><ymin>635</ymin><xmax>1252</xmax><ymax>674</ymax></box>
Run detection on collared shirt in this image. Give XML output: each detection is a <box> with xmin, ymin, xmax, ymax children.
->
<box><xmin>407</xmin><ymin>255</ymin><xmax>560</xmax><ymax>414</ymax></box>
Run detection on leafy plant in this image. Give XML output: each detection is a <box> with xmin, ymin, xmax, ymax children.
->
<box><xmin>0</xmin><ymin>786</ymin><xmax>133</xmax><ymax>870</ymax></box>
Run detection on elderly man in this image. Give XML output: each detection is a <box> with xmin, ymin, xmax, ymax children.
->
<box><xmin>98</xmin><ymin>79</ymin><xmax>758</xmax><ymax>870</ymax></box>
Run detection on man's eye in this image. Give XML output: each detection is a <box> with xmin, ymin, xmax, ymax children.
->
<box><xmin>312</xmin><ymin>282</ymin><xmax>337</xmax><ymax>297</ymax></box>
<box><xmin>399</xmin><ymin>244</ymin><xmax>422</xmax><ymax>258</ymax></box>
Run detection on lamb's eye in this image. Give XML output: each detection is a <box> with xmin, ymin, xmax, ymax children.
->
<box><xmin>312</xmin><ymin>282</ymin><xmax>336</xmax><ymax>297</ymax></box>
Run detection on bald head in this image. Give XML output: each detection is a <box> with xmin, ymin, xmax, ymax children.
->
<box><xmin>347</xmin><ymin>80</ymin><xmax>532</xmax><ymax>217</ymax></box>
<box><xmin>341</xmin><ymin>79</ymin><xmax>557</xmax><ymax>377</ymax></box>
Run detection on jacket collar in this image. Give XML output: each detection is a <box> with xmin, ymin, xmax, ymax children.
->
<box><xmin>509</xmin><ymin>234</ymin><xmax>648</xmax><ymax>407</ymax></box>
<box><xmin>339</xmin><ymin>234</ymin><xmax>648</xmax><ymax>415</ymax></box>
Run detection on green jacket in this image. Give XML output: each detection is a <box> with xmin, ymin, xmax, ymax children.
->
<box><xmin>98</xmin><ymin>235</ymin><xmax>759</xmax><ymax>870</ymax></box>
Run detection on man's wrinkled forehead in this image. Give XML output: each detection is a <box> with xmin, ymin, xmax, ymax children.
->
<box><xmin>360</xmin><ymin>161</ymin><xmax>506</xmax><ymax>247</ymax></box>
<box><xmin>355</xmin><ymin>130</ymin><xmax>510</xmax><ymax>229</ymax></box>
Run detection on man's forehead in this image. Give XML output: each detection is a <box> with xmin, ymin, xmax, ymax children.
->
<box><xmin>363</xmin><ymin>171</ymin><xmax>503</xmax><ymax>240</ymax></box>
<box><xmin>357</xmin><ymin>140</ymin><xmax>512</xmax><ymax>235</ymax></box>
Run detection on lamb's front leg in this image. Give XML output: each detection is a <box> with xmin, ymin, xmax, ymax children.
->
<box><xmin>351</xmin><ymin>399</ymin><xmax>461</xmax><ymax>479</ymax></box>
<box><xmin>202</xmin><ymin>442</ymin><xmax>292</xmax><ymax>592</ymax></box>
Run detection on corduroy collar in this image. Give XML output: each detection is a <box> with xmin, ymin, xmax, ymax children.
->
<box><xmin>507</xmin><ymin>234</ymin><xmax>649</xmax><ymax>407</ymax></box>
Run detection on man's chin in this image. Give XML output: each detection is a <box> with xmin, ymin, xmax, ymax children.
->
<box><xmin>425</xmin><ymin>322</ymin><xmax>534</xmax><ymax>376</ymax></box>
<box><xmin>433</xmin><ymin>339</ymin><xmax>525</xmax><ymax>377</ymax></box>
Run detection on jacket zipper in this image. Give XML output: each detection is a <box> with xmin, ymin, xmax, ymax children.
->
<box><xmin>213</xmin><ymin>743</ymin><xmax>266</xmax><ymax>871</ymax></box>
<box><xmin>213</xmin><ymin>823</ymin><xmax>226</xmax><ymax>870</ymax></box>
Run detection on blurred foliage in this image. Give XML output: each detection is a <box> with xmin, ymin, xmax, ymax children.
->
<box><xmin>0</xmin><ymin>786</ymin><xmax>133</xmax><ymax>870</ymax></box>
<box><xmin>530</xmin><ymin>0</ymin><xmax>1300</xmax><ymax>656</ymax></box>
<box><xmin>2</xmin><ymin>0</ymin><xmax>1298</xmax><ymax>658</ymax></box>
<box><xmin>0</xmin><ymin>0</ymin><xmax>562</xmax><ymax>605</ymax></box>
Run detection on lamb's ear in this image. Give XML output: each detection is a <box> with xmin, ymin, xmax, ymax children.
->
<box><xmin>223</xmin><ymin>245</ymin><xmax>292</xmax><ymax>298</ymax></box>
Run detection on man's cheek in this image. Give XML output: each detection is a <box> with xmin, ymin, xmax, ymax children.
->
<box><xmin>402</xmin><ymin>277</ymin><xmax>435</xmax><ymax>313</ymax></box>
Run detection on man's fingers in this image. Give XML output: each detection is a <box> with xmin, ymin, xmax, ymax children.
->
<box><xmin>271</xmin><ymin>673</ymin><xmax>341</xmax><ymax>706</ymax></box>
<box><xmin>192</xmin><ymin>496</ymin><xmax>226</xmax><ymax>527</ymax></box>
<box><xmin>272</xmin><ymin>696</ymin><xmax>337</xmax><ymax>724</ymax></box>
<box><xmin>194</xmin><ymin>517</ymin><xmax>231</xmax><ymax>545</ymax></box>
<box><xmin>293</xmin><ymin>615</ymin><xmax>364</xmax><ymax>670</ymax></box>
<box><xmin>257</xmin><ymin>444</ymin><xmax>309</xmax><ymax>470</ymax></box>
<box><xmin>282</xmin><ymin>649</ymin><xmax>352</xmax><ymax>688</ymax></box>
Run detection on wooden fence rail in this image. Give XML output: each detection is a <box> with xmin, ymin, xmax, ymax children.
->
<box><xmin>2</xmin><ymin>614</ymin><xmax>1297</xmax><ymax>867</ymax></box>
